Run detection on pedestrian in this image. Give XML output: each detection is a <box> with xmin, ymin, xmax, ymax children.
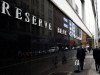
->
<box><xmin>93</xmin><ymin>46</ymin><xmax>99</xmax><ymax>71</ymax></box>
<box><xmin>97</xmin><ymin>47</ymin><xmax>100</xmax><ymax>73</ymax></box>
<box><xmin>93</xmin><ymin>46</ymin><xmax>100</xmax><ymax>73</ymax></box>
<box><xmin>88</xmin><ymin>46</ymin><xmax>92</xmax><ymax>53</ymax></box>
<box><xmin>76</xmin><ymin>45</ymin><xmax>86</xmax><ymax>71</ymax></box>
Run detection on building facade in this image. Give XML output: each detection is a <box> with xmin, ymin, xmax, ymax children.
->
<box><xmin>0</xmin><ymin>0</ymin><xmax>98</xmax><ymax>75</ymax></box>
<box><xmin>66</xmin><ymin>0</ymin><xmax>98</xmax><ymax>47</ymax></box>
<box><xmin>85</xmin><ymin>0</ymin><xmax>98</xmax><ymax>47</ymax></box>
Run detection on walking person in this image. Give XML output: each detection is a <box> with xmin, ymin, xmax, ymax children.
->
<box><xmin>76</xmin><ymin>45</ymin><xmax>86</xmax><ymax>71</ymax></box>
<box><xmin>88</xmin><ymin>46</ymin><xmax>92</xmax><ymax>53</ymax></box>
<box><xmin>93</xmin><ymin>46</ymin><xmax>99</xmax><ymax>71</ymax></box>
<box><xmin>97</xmin><ymin>47</ymin><xmax>100</xmax><ymax>73</ymax></box>
<box><xmin>93</xmin><ymin>46</ymin><xmax>100</xmax><ymax>73</ymax></box>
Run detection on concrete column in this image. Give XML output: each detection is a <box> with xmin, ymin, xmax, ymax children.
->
<box><xmin>81</xmin><ymin>0</ymin><xmax>85</xmax><ymax>23</ymax></box>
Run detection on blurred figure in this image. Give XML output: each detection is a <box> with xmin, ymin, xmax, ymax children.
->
<box><xmin>86</xmin><ymin>45</ymin><xmax>92</xmax><ymax>54</ymax></box>
<box><xmin>88</xmin><ymin>46</ymin><xmax>92</xmax><ymax>53</ymax></box>
<box><xmin>76</xmin><ymin>45</ymin><xmax>86</xmax><ymax>71</ymax></box>
<box><xmin>93</xmin><ymin>46</ymin><xmax>100</xmax><ymax>72</ymax></box>
<box><xmin>98</xmin><ymin>47</ymin><xmax>100</xmax><ymax>73</ymax></box>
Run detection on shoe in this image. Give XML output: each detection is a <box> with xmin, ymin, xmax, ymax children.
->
<box><xmin>99</xmin><ymin>71</ymin><xmax>100</xmax><ymax>74</ymax></box>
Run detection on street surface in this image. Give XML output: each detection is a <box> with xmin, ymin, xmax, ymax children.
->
<box><xmin>39</xmin><ymin>51</ymin><xmax>100</xmax><ymax>75</ymax></box>
<box><xmin>72</xmin><ymin>51</ymin><xmax>100</xmax><ymax>75</ymax></box>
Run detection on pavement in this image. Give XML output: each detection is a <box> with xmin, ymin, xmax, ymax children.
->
<box><xmin>38</xmin><ymin>51</ymin><xmax>100</xmax><ymax>75</ymax></box>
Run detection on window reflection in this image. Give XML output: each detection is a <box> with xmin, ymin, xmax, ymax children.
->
<box><xmin>0</xmin><ymin>0</ymin><xmax>82</xmax><ymax>68</ymax></box>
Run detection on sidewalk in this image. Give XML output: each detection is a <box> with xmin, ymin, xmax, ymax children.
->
<box><xmin>38</xmin><ymin>51</ymin><xmax>100</xmax><ymax>75</ymax></box>
<box><xmin>87</xmin><ymin>53</ymin><xmax>100</xmax><ymax>75</ymax></box>
<box><xmin>88</xmin><ymin>62</ymin><xmax>100</xmax><ymax>75</ymax></box>
<box><xmin>38</xmin><ymin>57</ymin><xmax>75</xmax><ymax>75</ymax></box>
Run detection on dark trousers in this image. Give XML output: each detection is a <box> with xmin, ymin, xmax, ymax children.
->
<box><xmin>95</xmin><ymin>59</ymin><xmax>100</xmax><ymax>71</ymax></box>
<box><xmin>79</xmin><ymin>59</ymin><xmax>84</xmax><ymax>70</ymax></box>
<box><xmin>95</xmin><ymin>62</ymin><xmax>99</xmax><ymax>71</ymax></box>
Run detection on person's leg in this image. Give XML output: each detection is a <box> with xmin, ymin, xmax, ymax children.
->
<box><xmin>95</xmin><ymin>62</ymin><xmax>98</xmax><ymax>71</ymax></box>
<box><xmin>98</xmin><ymin>64</ymin><xmax>100</xmax><ymax>73</ymax></box>
<box><xmin>79</xmin><ymin>59</ymin><xmax>84</xmax><ymax>70</ymax></box>
<box><xmin>98</xmin><ymin>62</ymin><xmax>100</xmax><ymax>73</ymax></box>
<box><xmin>96</xmin><ymin>60</ymin><xmax>99</xmax><ymax>71</ymax></box>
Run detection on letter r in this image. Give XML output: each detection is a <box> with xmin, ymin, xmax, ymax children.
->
<box><xmin>1</xmin><ymin>1</ymin><xmax>11</xmax><ymax>16</ymax></box>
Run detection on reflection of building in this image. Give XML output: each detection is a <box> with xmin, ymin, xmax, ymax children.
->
<box><xmin>0</xmin><ymin>0</ymin><xmax>98</xmax><ymax>75</ymax></box>
<box><xmin>0</xmin><ymin>0</ymin><xmax>76</xmax><ymax>75</ymax></box>
<box><xmin>81</xmin><ymin>31</ymin><xmax>87</xmax><ymax>45</ymax></box>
